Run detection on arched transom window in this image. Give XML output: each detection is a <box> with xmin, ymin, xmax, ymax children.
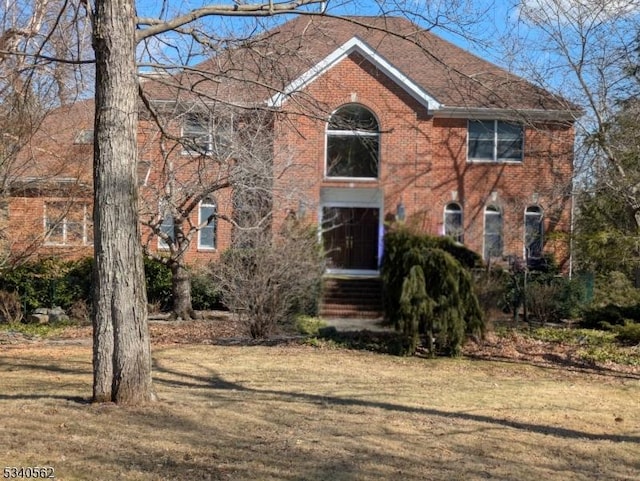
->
<box><xmin>326</xmin><ymin>104</ymin><xmax>379</xmax><ymax>179</ymax></box>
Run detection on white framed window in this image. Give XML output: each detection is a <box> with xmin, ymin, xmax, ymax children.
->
<box><xmin>484</xmin><ymin>205</ymin><xmax>503</xmax><ymax>260</ymax></box>
<box><xmin>326</xmin><ymin>104</ymin><xmax>379</xmax><ymax>179</ymax></box>
<box><xmin>468</xmin><ymin>120</ymin><xmax>523</xmax><ymax>162</ymax></box>
<box><xmin>158</xmin><ymin>214</ymin><xmax>174</xmax><ymax>250</ymax></box>
<box><xmin>44</xmin><ymin>202</ymin><xmax>93</xmax><ymax>246</ymax></box>
<box><xmin>524</xmin><ymin>205</ymin><xmax>543</xmax><ymax>260</ymax></box>
<box><xmin>182</xmin><ymin>112</ymin><xmax>233</xmax><ymax>157</ymax></box>
<box><xmin>444</xmin><ymin>202</ymin><xmax>463</xmax><ymax>243</ymax></box>
<box><xmin>198</xmin><ymin>198</ymin><xmax>217</xmax><ymax>250</ymax></box>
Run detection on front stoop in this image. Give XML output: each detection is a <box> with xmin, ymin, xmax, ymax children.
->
<box><xmin>320</xmin><ymin>277</ymin><xmax>384</xmax><ymax>320</ymax></box>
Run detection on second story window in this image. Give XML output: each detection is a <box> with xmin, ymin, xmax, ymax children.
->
<box><xmin>182</xmin><ymin>112</ymin><xmax>233</xmax><ymax>157</ymax></box>
<box><xmin>326</xmin><ymin>104</ymin><xmax>379</xmax><ymax>179</ymax></box>
<box><xmin>468</xmin><ymin>120</ymin><xmax>523</xmax><ymax>162</ymax></box>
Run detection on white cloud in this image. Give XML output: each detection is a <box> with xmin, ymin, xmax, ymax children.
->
<box><xmin>520</xmin><ymin>0</ymin><xmax>640</xmax><ymax>24</ymax></box>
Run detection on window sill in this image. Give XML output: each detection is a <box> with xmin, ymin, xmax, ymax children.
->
<box><xmin>324</xmin><ymin>176</ymin><xmax>379</xmax><ymax>182</ymax></box>
<box><xmin>467</xmin><ymin>159</ymin><xmax>523</xmax><ymax>164</ymax></box>
<box><xmin>43</xmin><ymin>243</ymin><xmax>93</xmax><ymax>247</ymax></box>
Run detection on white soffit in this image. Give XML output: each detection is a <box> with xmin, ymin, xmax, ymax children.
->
<box><xmin>267</xmin><ymin>36</ymin><xmax>441</xmax><ymax>111</ymax></box>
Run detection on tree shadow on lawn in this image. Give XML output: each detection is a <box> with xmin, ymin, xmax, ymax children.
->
<box><xmin>464</xmin><ymin>352</ymin><xmax>640</xmax><ymax>381</ymax></box>
<box><xmin>151</xmin><ymin>359</ymin><xmax>640</xmax><ymax>445</ymax></box>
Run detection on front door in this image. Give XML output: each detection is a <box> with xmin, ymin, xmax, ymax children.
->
<box><xmin>322</xmin><ymin>207</ymin><xmax>379</xmax><ymax>271</ymax></box>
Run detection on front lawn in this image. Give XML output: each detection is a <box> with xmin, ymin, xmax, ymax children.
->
<box><xmin>0</xmin><ymin>333</ymin><xmax>638</xmax><ymax>480</ymax></box>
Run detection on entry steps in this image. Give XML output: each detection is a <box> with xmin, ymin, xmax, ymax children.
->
<box><xmin>320</xmin><ymin>276</ymin><xmax>384</xmax><ymax>319</ymax></box>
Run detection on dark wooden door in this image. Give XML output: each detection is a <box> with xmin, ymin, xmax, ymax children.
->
<box><xmin>322</xmin><ymin>207</ymin><xmax>379</xmax><ymax>270</ymax></box>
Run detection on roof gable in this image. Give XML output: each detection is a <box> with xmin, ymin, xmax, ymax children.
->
<box><xmin>267</xmin><ymin>36</ymin><xmax>441</xmax><ymax>112</ymax></box>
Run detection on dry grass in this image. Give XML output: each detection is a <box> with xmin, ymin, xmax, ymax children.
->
<box><xmin>1</xmin><ymin>341</ymin><xmax>639</xmax><ymax>481</ymax></box>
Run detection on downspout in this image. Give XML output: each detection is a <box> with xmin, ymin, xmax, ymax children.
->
<box><xmin>569</xmin><ymin>174</ymin><xmax>576</xmax><ymax>279</ymax></box>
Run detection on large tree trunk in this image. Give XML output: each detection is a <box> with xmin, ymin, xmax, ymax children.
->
<box><xmin>171</xmin><ymin>261</ymin><xmax>196</xmax><ymax>320</ymax></box>
<box><xmin>92</xmin><ymin>0</ymin><xmax>153</xmax><ymax>404</ymax></box>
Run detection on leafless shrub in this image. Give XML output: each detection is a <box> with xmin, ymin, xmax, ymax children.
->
<box><xmin>0</xmin><ymin>290</ymin><xmax>23</xmax><ymax>324</ymax></box>
<box><xmin>212</xmin><ymin>221</ymin><xmax>325</xmax><ymax>338</ymax></box>
<box><xmin>67</xmin><ymin>299</ymin><xmax>91</xmax><ymax>325</ymax></box>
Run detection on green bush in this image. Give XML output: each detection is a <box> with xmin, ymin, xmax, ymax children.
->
<box><xmin>525</xmin><ymin>274</ymin><xmax>586</xmax><ymax>324</ymax></box>
<box><xmin>581</xmin><ymin>304</ymin><xmax>640</xmax><ymax>329</ymax></box>
<box><xmin>58</xmin><ymin>257</ymin><xmax>93</xmax><ymax>305</ymax></box>
<box><xmin>381</xmin><ymin>227</ymin><xmax>485</xmax><ymax>356</ymax></box>
<box><xmin>0</xmin><ymin>257</ymin><xmax>93</xmax><ymax>312</ymax></box>
<box><xmin>190</xmin><ymin>269</ymin><xmax>222</xmax><ymax>311</ymax></box>
<box><xmin>615</xmin><ymin>323</ymin><xmax>640</xmax><ymax>345</ymax></box>
<box><xmin>592</xmin><ymin>271</ymin><xmax>640</xmax><ymax>307</ymax></box>
<box><xmin>295</xmin><ymin>315</ymin><xmax>327</xmax><ymax>336</ymax></box>
<box><xmin>143</xmin><ymin>257</ymin><xmax>173</xmax><ymax>311</ymax></box>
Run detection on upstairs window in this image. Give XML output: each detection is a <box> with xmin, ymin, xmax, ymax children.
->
<box><xmin>524</xmin><ymin>206</ymin><xmax>544</xmax><ymax>259</ymax></box>
<box><xmin>182</xmin><ymin>112</ymin><xmax>233</xmax><ymax>157</ymax></box>
<box><xmin>468</xmin><ymin>120</ymin><xmax>523</xmax><ymax>162</ymax></box>
<box><xmin>198</xmin><ymin>198</ymin><xmax>217</xmax><ymax>250</ymax></box>
<box><xmin>444</xmin><ymin>202</ymin><xmax>463</xmax><ymax>243</ymax></box>
<box><xmin>484</xmin><ymin>205</ymin><xmax>503</xmax><ymax>260</ymax></box>
<box><xmin>326</xmin><ymin>104</ymin><xmax>379</xmax><ymax>178</ymax></box>
<box><xmin>44</xmin><ymin>202</ymin><xmax>92</xmax><ymax>246</ymax></box>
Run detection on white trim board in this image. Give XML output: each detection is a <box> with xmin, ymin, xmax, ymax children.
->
<box><xmin>267</xmin><ymin>36</ymin><xmax>441</xmax><ymax>112</ymax></box>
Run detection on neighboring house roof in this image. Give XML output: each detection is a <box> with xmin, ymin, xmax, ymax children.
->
<box><xmin>142</xmin><ymin>15</ymin><xmax>578</xmax><ymax>118</ymax></box>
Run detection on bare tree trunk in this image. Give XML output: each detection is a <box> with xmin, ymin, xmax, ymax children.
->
<box><xmin>170</xmin><ymin>261</ymin><xmax>196</xmax><ymax>320</ymax></box>
<box><xmin>92</xmin><ymin>0</ymin><xmax>153</xmax><ymax>404</ymax></box>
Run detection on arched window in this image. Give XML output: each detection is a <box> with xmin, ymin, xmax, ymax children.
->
<box><xmin>326</xmin><ymin>104</ymin><xmax>379</xmax><ymax>178</ymax></box>
<box><xmin>198</xmin><ymin>197</ymin><xmax>217</xmax><ymax>249</ymax></box>
<box><xmin>484</xmin><ymin>205</ymin><xmax>503</xmax><ymax>260</ymax></box>
<box><xmin>444</xmin><ymin>202</ymin><xmax>463</xmax><ymax>243</ymax></box>
<box><xmin>524</xmin><ymin>206</ymin><xmax>543</xmax><ymax>259</ymax></box>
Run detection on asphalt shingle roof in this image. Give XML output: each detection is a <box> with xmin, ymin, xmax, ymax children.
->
<box><xmin>143</xmin><ymin>15</ymin><xmax>572</xmax><ymax>113</ymax></box>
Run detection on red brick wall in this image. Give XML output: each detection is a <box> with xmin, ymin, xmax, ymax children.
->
<box><xmin>273</xmin><ymin>53</ymin><xmax>574</xmax><ymax>269</ymax></box>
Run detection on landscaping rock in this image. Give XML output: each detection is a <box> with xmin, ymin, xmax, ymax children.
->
<box><xmin>27</xmin><ymin>313</ymin><xmax>49</xmax><ymax>324</ymax></box>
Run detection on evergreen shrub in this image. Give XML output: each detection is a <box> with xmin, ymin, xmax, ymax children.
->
<box><xmin>381</xmin><ymin>227</ymin><xmax>485</xmax><ymax>356</ymax></box>
<box><xmin>143</xmin><ymin>257</ymin><xmax>172</xmax><ymax>311</ymax></box>
<box><xmin>190</xmin><ymin>269</ymin><xmax>222</xmax><ymax>311</ymax></box>
<box><xmin>615</xmin><ymin>323</ymin><xmax>640</xmax><ymax>345</ymax></box>
<box><xmin>0</xmin><ymin>257</ymin><xmax>93</xmax><ymax>311</ymax></box>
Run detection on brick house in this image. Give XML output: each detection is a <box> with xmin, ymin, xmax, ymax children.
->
<box><xmin>9</xmin><ymin>15</ymin><xmax>577</xmax><ymax>275</ymax></box>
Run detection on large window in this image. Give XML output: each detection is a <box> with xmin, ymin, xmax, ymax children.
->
<box><xmin>44</xmin><ymin>202</ymin><xmax>92</xmax><ymax>246</ymax></box>
<box><xmin>198</xmin><ymin>198</ymin><xmax>217</xmax><ymax>249</ymax></box>
<box><xmin>524</xmin><ymin>206</ymin><xmax>543</xmax><ymax>259</ymax></box>
<box><xmin>326</xmin><ymin>104</ymin><xmax>379</xmax><ymax>178</ymax></box>
<box><xmin>484</xmin><ymin>205</ymin><xmax>503</xmax><ymax>260</ymax></box>
<box><xmin>468</xmin><ymin>120</ymin><xmax>523</xmax><ymax>162</ymax></box>
<box><xmin>444</xmin><ymin>202</ymin><xmax>463</xmax><ymax>243</ymax></box>
<box><xmin>182</xmin><ymin>112</ymin><xmax>233</xmax><ymax>157</ymax></box>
